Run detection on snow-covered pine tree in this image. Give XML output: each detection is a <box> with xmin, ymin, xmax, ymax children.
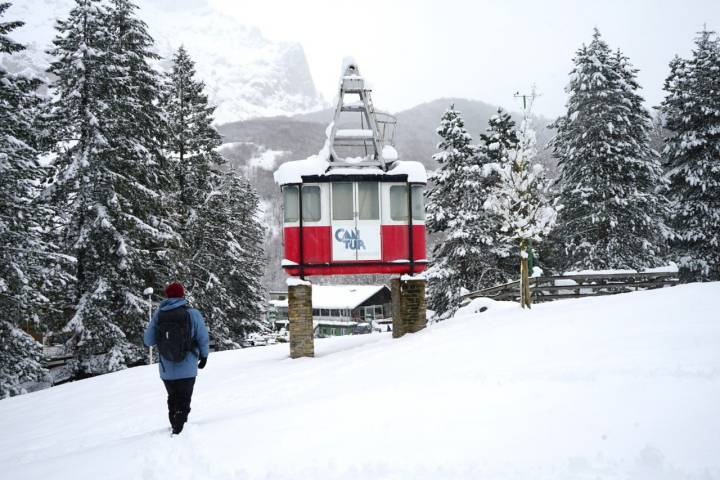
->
<box><xmin>161</xmin><ymin>45</ymin><xmax>223</xmax><ymax>205</ymax></box>
<box><xmin>103</xmin><ymin>0</ymin><xmax>178</xmax><ymax>352</ymax></box>
<box><xmin>0</xmin><ymin>320</ymin><xmax>47</xmax><ymax>398</ymax></box>
<box><xmin>425</xmin><ymin>106</ymin><xmax>475</xmax><ymax>234</ymax></box>
<box><xmin>660</xmin><ymin>28</ymin><xmax>720</xmax><ymax>282</ymax></box>
<box><xmin>425</xmin><ymin>106</ymin><xmax>480</xmax><ymax>317</ymax></box>
<box><xmin>479</xmin><ymin>108</ymin><xmax>519</xmax><ymax>165</ymax></box>
<box><xmin>161</xmin><ymin>46</ymin><xmax>267</xmax><ymax>347</ymax></box>
<box><xmin>548</xmin><ymin>29</ymin><xmax>668</xmax><ymax>273</ymax></box>
<box><xmin>484</xmin><ymin>110</ymin><xmax>557</xmax><ymax>308</ymax></box>
<box><xmin>0</xmin><ymin>1</ymin><xmax>43</xmax><ymax>326</ymax></box>
<box><xmin>46</xmin><ymin>0</ymin><xmax>175</xmax><ymax>374</ymax></box>
<box><xmin>474</xmin><ymin>108</ymin><xmax>521</xmax><ymax>284</ymax></box>
<box><xmin>0</xmin><ymin>1</ymin><xmax>50</xmax><ymax>396</ymax></box>
<box><xmin>190</xmin><ymin>173</ymin><xmax>268</xmax><ymax>348</ymax></box>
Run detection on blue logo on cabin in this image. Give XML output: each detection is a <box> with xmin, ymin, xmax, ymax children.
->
<box><xmin>334</xmin><ymin>228</ymin><xmax>366</xmax><ymax>250</ymax></box>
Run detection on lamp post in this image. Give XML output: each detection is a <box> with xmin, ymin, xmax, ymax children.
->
<box><xmin>143</xmin><ymin>287</ymin><xmax>154</xmax><ymax>364</ymax></box>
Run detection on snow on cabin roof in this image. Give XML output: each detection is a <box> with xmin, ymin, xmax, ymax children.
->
<box><xmin>270</xmin><ymin>285</ymin><xmax>389</xmax><ymax>310</ymax></box>
<box><xmin>273</xmin><ymin>144</ymin><xmax>427</xmax><ymax>185</ymax></box>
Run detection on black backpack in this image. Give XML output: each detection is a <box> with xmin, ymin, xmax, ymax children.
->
<box><xmin>156</xmin><ymin>306</ymin><xmax>194</xmax><ymax>362</ymax></box>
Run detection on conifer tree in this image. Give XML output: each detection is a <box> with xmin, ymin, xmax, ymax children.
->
<box><xmin>0</xmin><ymin>320</ymin><xmax>47</xmax><ymax>398</ymax></box>
<box><xmin>46</xmin><ymin>0</ymin><xmax>174</xmax><ymax>374</ymax></box>
<box><xmin>0</xmin><ymin>1</ymin><xmax>51</xmax><ymax>396</ymax></box>
<box><xmin>548</xmin><ymin>29</ymin><xmax>668</xmax><ymax>273</ymax></box>
<box><xmin>425</xmin><ymin>106</ymin><xmax>475</xmax><ymax>234</ymax></box>
<box><xmin>190</xmin><ymin>173</ymin><xmax>267</xmax><ymax>347</ymax></box>
<box><xmin>1</xmin><ymin>2</ymin><xmax>44</xmax><ymax>324</ymax></box>
<box><xmin>105</xmin><ymin>0</ymin><xmax>178</xmax><ymax>292</ymax></box>
<box><xmin>162</xmin><ymin>46</ymin><xmax>267</xmax><ymax>346</ymax></box>
<box><xmin>425</xmin><ymin>106</ymin><xmax>479</xmax><ymax>317</ymax></box>
<box><xmin>479</xmin><ymin>108</ymin><xmax>519</xmax><ymax>165</ymax></box>
<box><xmin>162</xmin><ymin>45</ymin><xmax>223</xmax><ymax>205</ymax></box>
<box><xmin>474</xmin><ymin>108</ymin><xmax>521</xmax><ymax>283</ymax></box>
<box><xmin>660</xmin><ymin>28</ymin><xmax>720</xmax><ymax>282</ymax></box>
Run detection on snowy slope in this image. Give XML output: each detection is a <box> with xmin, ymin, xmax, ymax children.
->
<box><xmin>4</xmin><ymin>0</ymin><xmax>325</xmax><ymax>123</ymax></box>
<box><xmin>1</xmin><ymin>283</ymin><xmax>719</xmax><ymax>479</ymax></box>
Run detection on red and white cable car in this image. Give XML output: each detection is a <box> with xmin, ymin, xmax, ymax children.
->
<box><xmin>274</xmin><ymin>60</ymin><xmax>427</xmax><ymax>277</ymax></box>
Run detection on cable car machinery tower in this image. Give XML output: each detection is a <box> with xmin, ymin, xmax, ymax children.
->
<box><xmin>326</xmin><ymin>62</ymin><xmax>396</xmax><ymax>170</ymax></box>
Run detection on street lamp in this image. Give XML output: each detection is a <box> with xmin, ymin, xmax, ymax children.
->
<box><xmin>143</xmin><ymin>287</ymin><xmax>154</xmax><ymax>365</ymax></box>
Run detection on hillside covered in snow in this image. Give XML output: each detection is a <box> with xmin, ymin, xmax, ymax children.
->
<box><xmin>4</xmin><ymin>0</ymin><xmax>325</xmax><ymax>123</ymax></box>
<box><xmin>2</xmin><ymin>283</ymin><xmax>718</xmax><ymax>479</ymax></box>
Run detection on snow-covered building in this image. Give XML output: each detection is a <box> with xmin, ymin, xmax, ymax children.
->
<box><xmin>268</xmin><ymin>285</ymin><xmax>392</xmax><ymax>337</ymax></box>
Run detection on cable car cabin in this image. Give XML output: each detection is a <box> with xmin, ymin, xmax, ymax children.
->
<box><xmin>280</xmin><ymin>175</ymin><xmax>427</xmax><ymax>276</ymax></box>
<box><xmin>274</xmin><ymin>59</ymin><xmax>427</xmax><ymax>277</ymax></box>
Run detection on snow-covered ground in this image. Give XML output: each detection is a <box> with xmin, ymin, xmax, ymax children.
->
<box><xmin>2</xmin><ymin>283</ymin><xmax>719</xmax><ymax>479</ymax></box>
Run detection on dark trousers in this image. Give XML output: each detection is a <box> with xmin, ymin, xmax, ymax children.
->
<box><xmin>163</xmin><ymin>377</ymin><xmax>196</xmax><ymax>433</ymax></box>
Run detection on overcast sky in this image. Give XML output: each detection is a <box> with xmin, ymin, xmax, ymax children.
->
<box><xmin>208</xmin><ymin>0</ymin><xmax>719</xmax><ymax>117</ymax></box>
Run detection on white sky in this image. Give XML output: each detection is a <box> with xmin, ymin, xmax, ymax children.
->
<box><xmin>209</xmin><ymin>0</ymin><xmax>719</xmax><ymax>117</ymax></box>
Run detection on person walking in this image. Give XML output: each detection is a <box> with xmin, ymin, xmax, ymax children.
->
<box><xmin>144</xmin><ymin>281</ymin><xmax>209</xmax><ymax>435</ymax></box>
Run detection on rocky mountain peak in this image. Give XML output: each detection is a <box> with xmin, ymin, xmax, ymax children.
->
<box><xmin>4</xmin><ymin>0</ymin><xmax>326</xmax><ymax>124</ymax></box>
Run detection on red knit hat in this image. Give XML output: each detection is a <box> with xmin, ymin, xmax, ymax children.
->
<box><xmin>164</xmin><ymin>281</ymin><xmax>185</xmax><ymax>298</ymax></box>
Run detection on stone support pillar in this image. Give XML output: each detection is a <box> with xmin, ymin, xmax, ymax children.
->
<box><xmin>288</xmin><ymin>283</ymin><xmax>314</xmax><ymax>358</ymax></box>
<box><xmin>391</xmin><ymin>277</ymin><xmax>427</xmax><ymax>339</ymax></box>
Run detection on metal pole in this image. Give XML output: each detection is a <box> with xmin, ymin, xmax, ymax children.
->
<box><xmin>407</xmin><ymin>182</ymin><xmax>414</xmax><ymax>275</ymax></box>
<box><xmin>144</xmin><ymin>287</ymin><xmax>154</xmax><ymax>364</ymax></box>
<box><xmin>298</xmin><ymin>185</ymin><xmax>305</xmax><ymax>280</ymax></box>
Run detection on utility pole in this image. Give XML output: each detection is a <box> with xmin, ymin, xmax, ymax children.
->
<box><xmin>514</xmin><ymin>88</ymin><xmax>539</xmax><ymax>116</ymax></box>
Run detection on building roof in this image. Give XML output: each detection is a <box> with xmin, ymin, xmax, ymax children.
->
<box><xmin>269</xmin><ymin>285</ymin><xmax>389</xmax><ymax>310</ymax></box>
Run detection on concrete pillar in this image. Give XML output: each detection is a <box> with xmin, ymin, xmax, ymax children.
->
<box><xmin>288</xmin><ymin>283</ymin><xmax>314</xmax><ymax>358</ymax></box>
<box><xmin>391</xmin><ymin>277</ymin><xmax>427</xmax><ymax>339</ymax></box>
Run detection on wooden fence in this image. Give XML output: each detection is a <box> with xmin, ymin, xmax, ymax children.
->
<box><xmin>42</xmin><ymin>339</ymin><xmax>220</xmax><ymax>383</ymax></box>
<box><xmin>461</xmin><ymin>271</ymin><xmax>680</xmax><ymax>305</ymax></box>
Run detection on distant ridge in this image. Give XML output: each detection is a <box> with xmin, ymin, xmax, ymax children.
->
<box><xmin>221</xmin><ymin>97</ymin><xmax>554</xmax><ymax>169</ymax></box>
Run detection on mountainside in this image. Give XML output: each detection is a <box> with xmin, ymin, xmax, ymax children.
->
<box><xmin>2</xmin><ymin>283</ymin><xmax>718</xmax><ymax>478</ymax></box>
<box><xmin>287</xmin><ymin>98</ymin><xmax>555</xmax><ymax>169</ymax></box>
<box><xmin>289</xmin><ymin>98</ymin><xmax>555</xmax><ymax>168</ymax></box>
<box><xmin>4</xmin><ymin>0</ymin><xmax>326</xmax><ymax>123</ymax></box>
<box><xmin>217</xmin><ymin>98</ymin><xmax>557</xmax><ymax>290</ymax></box>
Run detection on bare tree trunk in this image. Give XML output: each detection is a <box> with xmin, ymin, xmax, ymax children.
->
<box><xmin>520</xmin><ymin>240</ymin><xmax>532</xmax><ymax>309</ymax></box>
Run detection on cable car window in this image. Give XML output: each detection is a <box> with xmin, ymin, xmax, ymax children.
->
<box><xmin>411</xmin><ymin>185</ymin><xmax>425</xmax><ymax>221</ymax></box>
<box><xmin>390</xmin><ymin>185</ymin><xmax>408</xmax><ymax>221</ymax></box>
<box><xmin>283</xmin><ymin>186</ymin><xmax>299</xmax><ymax>222</ymax></box>
<box><xmin>358</xmin><ymin>182</ymin><xmax>379</xmax><ymax>220</ymax></box>
<box><xmin>302</xmin><ymin>186</ymin><xmax>321</xmax><ymax>221</ymax></box>
<box><xmin>332</xmin><ymin>183</ymin><xmax>353</xmax><ymax>220</ymax></box>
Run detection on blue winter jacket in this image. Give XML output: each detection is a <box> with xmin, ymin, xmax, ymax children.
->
<box><xmin>143</xmin><ymin>298</ymin><xmax>210</xmax><ymax>380</ymax></box>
